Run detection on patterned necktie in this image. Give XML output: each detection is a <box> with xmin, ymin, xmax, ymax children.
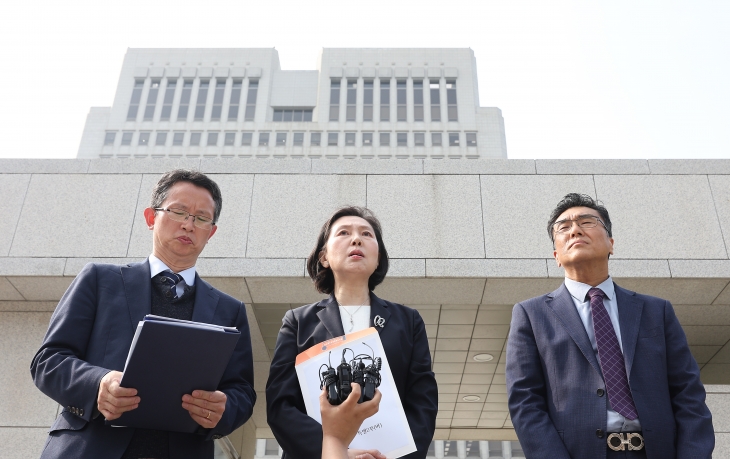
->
<box><xmin>587</xmin><ymin>287</ymin><xmax>638</xmax><ymax>420</ymax></box>
<box><xmin>156</xmin><ymin>271</ymin><xmax>185</xmax><ymax>299</ymax></box>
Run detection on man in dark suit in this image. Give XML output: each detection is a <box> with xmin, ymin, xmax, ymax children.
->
<box><xmin>31</xmin><ymin>169</ymin><xmax>256</xmax><ymax>459</ymax></box>
<box><xmin>506</xmin><ymin>193</ymin><xmax>714</xmax><ymax>459</ymax></box>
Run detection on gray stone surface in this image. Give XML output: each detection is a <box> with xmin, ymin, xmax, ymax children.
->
<box><xmin>423</xmin><ymin>159</ymin><xmax>536</xmax><ymax>175</ymax></box>
<box><xmin>0</xmin><ymin>427</ymin><xmax>48</xmax><ymax>459</ymax></box>
<box><xmin>536</xmin><ymin>159</ymin><xmax>650</xmax><ymax>175</ymax></box>
<box><xmin>683</xmin><ymin>326</ymin><xmax>730</xmax><ymax>346</ymax></box>
<box><xmin>201</xmin><ymin>158</ymin><xmax>311</xmax><ymax>174</ymax></box>
<box><xmin>0</xmin><ymin>301</ymin><xmax>57</xmax><ymax>312</ymax></box>
<box><xmin>87</xmin><ymin>158</ymin><xmax>201</xmax><ymax>173</ymax></box>
<box><xmin>613</xmin><ymin>278</ymin><xmax>728</xmax><ymax>305</ymax></box>
<box><xmin>715</xmin><ymin>433</ymin><xmax>730</xmax><ymax>459</ymax></box>
<box><xmin>481</xmin><ymin>175</ymin><xmax>596</xmax><ymax>258</ymax></box>
<box><xmin>707</xmin><ymin>393</ymin><xmax>730</xmax><ymax>432</ymax></box>
<box><xmin>0</xmin><ymin>312</ymin><xmax>58</xmax><ymax>426</ymax></box>
<box><xmin>0</xmin><ymin>159</ymin><xmax>89</xmax><ymax>174</ymax></box>
<box><xmin>674</xmin><ymin>305</ymin><xmax>730</xmax><ymax>326</ymax></box>
<box><xmin>482</xmin><ymin>278</ymin><xmax>564</xmax><ymax>304</ymax></box>
<box><xmin>63</xmin><ymin>258</ymin><xmax>140</xmax><ymax>276</ymax></box>
<box><xmin>197</xmin><ymin>258</ymin><xmax>304</xmax><ymax>277</ymax></box>
<box><xmin>595</xmin><ymin>175</ymin><xmax>727</xmax><ymax>259</ymax></box>
<box><xmin>311</xmin><ymin>159</ymin><xmax>423</xmax><ymax>175</ymax></box>
<box><xmin>10</xmin><ymin>174</ymin><xmax>143</xmax><ymax>257</ymax></box>
<box><xmin>245</xmin><ymin>277</ymin><xmax>327</xmax><ymax>304</ymax></box>
<box><xmin>0</xmin><ymin>278</ymin><xmax>23</xmax><ymax>301</ymax></box>
<box><xmin>197</xmin><ymin>174</ymin><xmax>255</xmax><ymax>258</ymax></box>
<box><xmin>376</xmin><ymin>278</ymin><xmax>487</xmax><ymax>305</ymax></box>
<box><xmin>0</xmin><ymin>257</ymin><xmax>66</xmax><ymax>276</ymax></box>
<box><xmin>7</xmin><ymin>277</ymin><xmax>74</xmax><ymax>301</ymax></box>
<box><xmin>649</xmin><ymin>159</ymin><xmax>730</xmax><ymax>175</ymax></box>
<box><xmin>368</xmin><ymin>175</ymin><xmax>484</xmax><ymax>258</ymax></box>
<box><xmin>702</xmin><ymin>364</ymin><xmax>730</xmax><ymax>384</ymax></box>
<box><xmin>203</xmin><ymin>277</ymin><xmax>252</xmax><ymax>304</ymax></box>
<box><xmin>714</xmin><ymin>282</ymin><xmax>730</xmax><ymax>305</ymax></box>
<box><xmin>246</xmin><ymin>175</ymin><xmax>366</xmax><ymax>258</ymax></box>
<box><xmin>388</xmin><ymin>259</ymin><xmax>426</xmax><ymax>277</ymax></box>
<box><xmin>669</xmin><ymin>260</ymin><xmax>730</xmax><ymax>278</ymax></box>
<box><xmin>707</xmin><ymin>343</ymin><xmax>730</xmax><ymax>364</ymax></box>
<box><xmin>427</xmin><ymin>259</ymin><xmax>547</xmax><ymax>278</ymax></box>
<box><xmin>0</xmin><ymin>175</ymin><xmax>30</xmax><ymax>256</ymax></box>
<box><xmin>548</xmin><ymin>259</ymin><xmax>673</xmax><ymax>278</ymax></box>
<box><xmin>709</xmin><ymin>175</ymin><xmax>730</xmax><ymax>259</ymax></box>
<box><xmin>126</xmin><ymin>174</ymin><xmax>162</xmax><ymax>257</ymax></box>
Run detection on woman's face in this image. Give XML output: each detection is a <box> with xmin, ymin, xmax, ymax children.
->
<box><xmin>320</xmin><ymin>216</ymin><xmax>380</xmax><ymax>283</ymax></box>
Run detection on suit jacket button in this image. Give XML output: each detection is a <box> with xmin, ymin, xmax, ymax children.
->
<box><xmin>596</xmin><ymin>429</ymin><xmax>604</xmax><ymax>438</ymax></box>
<box><xmin>597</xmin><ymin>388</ymin><xmax>605</xmax><ymax>397</ymax></box>
<box><xmin>79</xmin><ymin>409</ymin><xmax>84</xmax><ymax>416</ymax></box>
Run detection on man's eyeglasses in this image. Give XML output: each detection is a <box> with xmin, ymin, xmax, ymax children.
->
<box><xmin>154</xmin><ymin>207</ymin><xmax>215</xmax><ymax>230</ymax></box>
<box><xmin>552</xmin><ymin>215</ymin><xmax>607</xmax><ymax>236</ymax></box>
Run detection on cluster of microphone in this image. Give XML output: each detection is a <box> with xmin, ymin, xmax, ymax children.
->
<box><xmin>320</xmin><ymin>345</ymin><xmax>382</xmax><ymax>405</ymax></box>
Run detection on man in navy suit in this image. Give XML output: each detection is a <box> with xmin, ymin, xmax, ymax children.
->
<box><xmin>506</xmin><ymin>193</ymin><xmax>714</xmax><ymax>459</ymax></box>
<box><xmin>31</xmin><ymin>169</ymin><xmax>256</xmax><ymax>459</ymax></box>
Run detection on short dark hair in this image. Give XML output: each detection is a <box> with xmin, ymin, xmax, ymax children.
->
<box><xmin>547</xmin><ymin>193</ymin><xmax>612</xmax><ymax>244</ymax></box>
<box><xmin>150</xmin><ymin>169</ymin><xmax>223</xmax><ymax>223</ymax></box>
<box><xmin>306</xmin><ymin>206</ymin><xmax>389</xmax><ymax>294</ymax></box>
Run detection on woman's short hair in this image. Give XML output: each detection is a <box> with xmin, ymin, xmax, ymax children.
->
<box><xmin>306</xmin><ymin>206</ymin><xmax>390</xmax><ymax>294</ymax></box>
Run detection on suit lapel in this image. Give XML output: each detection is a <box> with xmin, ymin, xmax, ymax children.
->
<box><xmin>316</xmin><ymin>295</ymin><xmax>345</xmax><ymax>338</ymax></box>
<box><xmin>121</xmin><ymin>261</ymin><xmax>152</xmax><ymax>332</ymax></box>
<box><xmin>614</xmin><ymin>283</ymin><xmax>643</xmax><ymax>378</ymax></box>
<box><xmin>369</xmin><ymin>293</ymin><xmax>391</xmax><ymax>335</ymax></box>
<box><xmin>191</xmin><ymin>274</ymin><xmax>220</xmax><ymax>324</ymax></box>
<box><xmin>547</xmin><ymin>284</ymin><xmax>602</xmax><ymax>376</ymax></box>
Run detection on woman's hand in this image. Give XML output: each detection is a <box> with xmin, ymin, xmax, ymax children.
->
<box><xmin>320</xmin><ymin>383</ymin><xmax>383</xmax><ymax>459</ymax></box>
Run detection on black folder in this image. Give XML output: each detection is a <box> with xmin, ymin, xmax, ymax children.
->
<box><xmin>109</xmin><ymin>315</ymin><xmax>240</xmax><ymax>433</ymax></box>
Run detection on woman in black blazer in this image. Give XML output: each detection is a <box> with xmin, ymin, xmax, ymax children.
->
<box><xmin>266</xmin><ymin>206</ymin><xmax>438</xmax><ymax>459</ymax></box>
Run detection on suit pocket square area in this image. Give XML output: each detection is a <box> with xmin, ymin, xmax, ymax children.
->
<box><xmin>639</xmin><ymin>326</ymin><xmax>661</xmax><ymax>339</ymax></box>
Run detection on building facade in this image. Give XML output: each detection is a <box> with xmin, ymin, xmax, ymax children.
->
<box><xmin>77</xmin><ymin>48</ymin><xmax>507</xmax><ymax>160</ymax></box>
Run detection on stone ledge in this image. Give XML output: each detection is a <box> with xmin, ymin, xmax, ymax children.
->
<box><xmin>548</xmin><ymin>259</ymin><xmax>672</xmax><ymax>278</ymax></box>
<box><xmin>389</xmin><ymin>258</ymin><xmax>426</xmax><ymax>277</ymax></box>
<box><xmin>0</xmin><ymin>258</ymin><xmax>66</xmax><ymax>276</ymax></box>
<box><xmin>649</xmin><ymin>159</ymin><xmax>730</xmax><ymax>175</ymax></box>
<box><xmin>0</xmin><ymin>159</ymin><xmax>89</xmax><ymax>174</ymax></box>
<box><xmin>536</xmin><ymin>159</ymin><xmax>650</xmax><ymax>175</ymax></box>
<box><xmin>311</xmin><ymin>159</ymin><xmax>423</xmax><ymax>175</ymax></box>
<box><xmin>88</xmin><ymin>158</ymin><xmax>202</xmax><ymax>173</ymax></box>
<box><xmin>201</xmin><ymin>158</ymin><xmax>311</xmax><ymax>174</ymax></box>
<box><xmin>196</xmin><ymin>258</ymin><xmax>305</xmax><ymax>277</ymax></box>
<box><xmin>427</xmin><ymin>259</ymin><xmax>547</xmax><ymax>278</ymax></box>
<box><xmin>64</xmin><ymin>258</ymin><xmax>142</xmax><ymax>276</ymax></box>
<box><xmin>424</xmin><ymin>159</ymin><xmax>535</xmax><ymax>175</ymax></box>
<box><xmin>669</xmin><ymin>259</ymin><xmax>730</xmax><ymax>278</ymax></box>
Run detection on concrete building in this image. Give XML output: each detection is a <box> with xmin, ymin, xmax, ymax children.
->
<box><xmin>77</xmin><ymin>48</ymin><xmax>507</xmax><ymax>160</ymax></box>
<box><xmin>1</xmin><ymin>158</ymin><xmax>730</xmax><ymax>458</ymax></box>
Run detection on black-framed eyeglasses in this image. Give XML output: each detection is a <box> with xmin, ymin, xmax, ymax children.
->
<box><xmin>154</xmin><ymin>207</ymin><xmax>215</xmax><ymax>230</ymax></box>
<box><xmin>552</xmin><ymin>214</ymin><xmax>607</xmax><ymax>236</ymax></box>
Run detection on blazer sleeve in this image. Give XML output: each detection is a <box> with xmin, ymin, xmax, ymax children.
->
<box><xmin>266</xmin><ymin>309</ymin><xmax>325</xmax><ymax>459</ymax></box>
<box><xmin>506</xmin><ymin>302</ymin><xmax>572</xmax><ymax>459</ymax></box>
<box><xmin>401</xmin><ymin>309</ymin><xmax>438</xmax><ymax>458</ymax></box>
<box><xmin>662</xmin><ymin>300</ymin><xmax>715</xmax><ymax>457</ymax></box>
<box><xmin>30</xmin><ymin>263</ymin><xmax>112</xmax><ymax>423</ymax></box>
<box><xmin>206</xmin><ymin>299</ymin><xmax>257</xmax><ymax>440</ymax></box>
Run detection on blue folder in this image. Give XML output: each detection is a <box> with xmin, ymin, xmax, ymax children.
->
<box><xmin>109</xmin><ymin>315</ymin><xmax>240</xmax><ymax>433</ymax></box>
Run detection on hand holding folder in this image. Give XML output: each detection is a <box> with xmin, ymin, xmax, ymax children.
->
<box><xmin>108</xmin><ymin>315</ymin><xmax>241</xmax><ymax>433</ymax></box>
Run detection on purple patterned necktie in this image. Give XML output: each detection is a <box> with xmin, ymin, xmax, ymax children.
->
<box><xmin>587</xmin><ymin>287</ymin><xmax>638</xmax><ymax>420</ymax></box>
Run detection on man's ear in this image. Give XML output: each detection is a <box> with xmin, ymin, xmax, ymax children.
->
<box><xmin>143</xmin><ymin>208</ymin><xmax>156</xmax><ymax>229</ymax></box>
<box><xmin>553</xmin><ymin>250</ymin><xmax>562</xmax><ymax>268</ymax></box>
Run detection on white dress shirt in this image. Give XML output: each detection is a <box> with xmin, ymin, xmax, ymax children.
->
<box><xmin>564</xmin><ymin>276</ymin><xmax>642</xmax><ymax>432</ymax></box>
<box><xmin>148</xmin><ymin>255</ymin><xmax>196</xmax><ymax>297</ymax></box>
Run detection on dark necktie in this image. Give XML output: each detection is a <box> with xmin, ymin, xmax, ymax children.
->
<box><xmin>156</xmin><ymin>271</ymin><xmax>185</xmax><ymax>299</ymax></box>
<box><xmin>587</xmin><ymin>287</ymin><xmax>638</xmax><ymax>420</ymax></box>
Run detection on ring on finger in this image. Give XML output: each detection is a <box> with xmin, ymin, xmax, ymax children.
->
<box><xmin>206</xmin><ymin>410</ymin><xmax>211</xmax><ymax>420</ymax></box>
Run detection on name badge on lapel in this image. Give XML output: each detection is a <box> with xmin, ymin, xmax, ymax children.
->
<box><xmin>374</xmin><ymin>315</ymin><xmax>385</xmax><ymax>328</ymax></box>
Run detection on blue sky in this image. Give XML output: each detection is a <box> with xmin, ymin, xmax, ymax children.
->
<box><xmin>2</xmin><ymin>0</ymin><xmax>728</xmax><ymax>159</ymax></box>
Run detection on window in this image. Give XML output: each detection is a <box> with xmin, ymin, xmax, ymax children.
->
<box><xmin>264</xmin><ymin>439</ymin><xmax>279</xmax><ymax>456</ymax></box>
<box><xmin>103</xmin><ymin>132</ymin><xmax>116</xmax><ymax>146</ymax></box>
<box><xmin>430</xmin><ymin>81</ymin><xmax>441</xmax><ymax>121</ymax></box>
<box><xmin>207</xmin><ymin>132</ymin><xmax>218</xmax><ymax>146</ymax></box>
<box><xmin>328</xmin><ymin>132</ymin><xmax>338</xmax><ymax>146</ymax></box>
<box><xmin>511</xmin><ymin>441</ymin><xmax>524</xmax><ymax>457</ymax></box>
<box><xmin>310</xmin><ymin>132</ymin><xmax>321</xmax><ymax>146</ymax></box>
<box><xmin>397</xmin><ymin>132</ymin><xmax>407</xmax><ymax>147</ymax></box>
<box><xmin>346</xmin><ymin>80</ymin><xmax>357</xmax><ymax>121</ymax></box>
<box><xmin>190</xmin><ymin>132</ymin><xmax>202</xmax><ymax>146</ymax></box>
<box><xmin>241</xmin><ymin>132</ymin><xmax>253</xmax><ymax>146</ymax></box>
<box><xmin>224</xmin><ymin>132</ymin><xmax>235</xmax><ymax>146</ymax></box>
<box><xmin>258</xmin><ymin>132</ymin><xmax>269</xmax><ymax>146</ymax></box>
<box><xmin>465</xmin><ymin>441</ymin><xmax>481</xmax><ymax>457</ymax></box>
<box><xmin>273</xmin><ymin>109</ymin><xmax>313</xmax><ymax>121</ymax></box>
<box><xmin>449</xmin><ymin>132</ymin><xmax>460</xmax><ymax>146</ymax></box>
<box><xmin>379</xmin><ymin>132</ymin><xmax>390</xmax><ymax>146</ymax></box>
<box><xmin>178</xmin><ymin>80</ymin><xmax>193</xmax><ymax>120</ymax></box>
<box><xmin>160</xmin><ymin>79</ymin><xmax>176</xmax><ymax>121</ymax></box>
<box><xmin>362</xmin><ymin>132</ymin><xmax>373</xmax><ymax>146</ymax></box>
<box><xmin>413</xmin><ymin>80</ymin><xmax>424</xmax><ymax>121</ymax></box>
<box><xmin>245</xmin><ymin>80</ymin><xmax>258</xmax><ymax>121</ymax></box>
<box><xmin>276</xmin><ymin>132</ymin><xmax>287</xmax><ymax>146</ymax></box>
<box><xmin>195</xmin><ymin>80</ymin><xmax>209</xmax><ymax>121</ymax></box>
<box><xmin>380</xmin><ymin>80</ymin><xmax>390</xmax><ymax>121</ymax></box>
<box><xmin>173</xmin><ymin>132</ymin><xmax>184</xmax><ymax>146</ymax></box>
<box><xmin>397</xmin><ymin>80</ymin><xmax>407</xmax><ymax>121</ymax></box>
<box><xmin>431</xmin><ymin>132</ymin><xmax>442</xmax><ymax>146</ymax></box>
<box><xmin>345</xmin><ymin>132</ymin><xmax>355</xmax><ymax>146</ymax></box>
<box><xmin>155</xmin><ymin>132</ymin><xmax>167</xmax><ymax>146</ymax></box>
<box><xmin>138</xmin><ymin>131</ymin><xmax>150</xmax><ymax>146</ymax></box>
<box><xmin>293</xmin><ymin>132</ymin><xmax>304</xmax><ymax>146</ymax></box>
<box><xmin>414</xmin><ymin>132</ymin><xmax>425</xmax><ymax>146</ymax></box>
<box><xmin>127</xmin><ymin>79</ymin><xmax>144</xmax><ymax>121</ymax></box>
<box><xmin>144</xmin><ymin>80</ymin><xmax>160</xmax><ymax>121</ymax></box>
<box><xmin>121</xmin><ymin>131</ymin><xmax>133</xmax><ymax>146</ymax></box>
<box><xmin>228</xmin><ymin>80</ymin><xmax>242</xmax><ymax>121</ymax></box>
<box><xmin>329</xmin><ymin>79</ymin><xmax>340</xmax><ymax>121</ymax></box>
<box><xmin>363</xmin><ymin>81</ymin><xmax>373</xmax><ymax>121</ymax></box>
<box><xmin>466</xmin><ymin>132</ymin><xmax>477</xmax><ymax>146</ymax></box>
<box><xmin>447</xmin><ymin>80</ymin><xmax>458</xmax><ymax>121</ymax></box>
<box><xmin>211</xmin><ymin>78</ymin><xmax>225</xmax><ymax>121</ymax></box>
